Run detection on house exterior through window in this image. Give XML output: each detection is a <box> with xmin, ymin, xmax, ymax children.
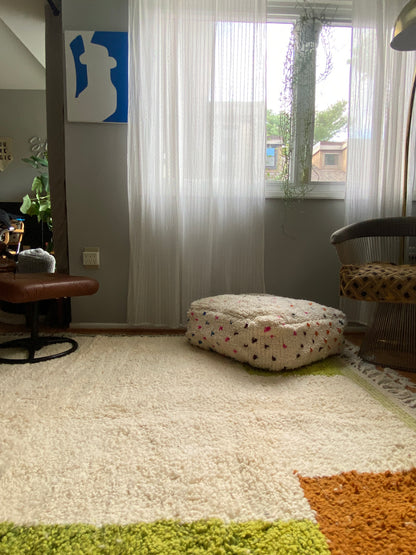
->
<box><xmin>266</xmin><ymin>1</ymin><xmax>352</xmax><ymax>198</ymax></box>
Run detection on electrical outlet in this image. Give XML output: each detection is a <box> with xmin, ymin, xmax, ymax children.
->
<box><xmin>83</xmin><ymin>247</ymin><xmax>100</xmax><ymax>268</ymax></box>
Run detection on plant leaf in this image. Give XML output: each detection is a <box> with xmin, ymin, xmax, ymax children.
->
<box><xmin>22</xmin><ymin>155</ymin><xmax>48</xmax><ymax>169</ymax></box>
<box><xmin>40</xmin><ymin>174</ymin><xmax>49</xmax><ymax>191</ymax></box>
<box><xmin>21</xmin><ymin>157</ymin><xmax>39</xmax><ymax>168</ymax></box>
<box><xmin>20</xmin><ymin>195</ymin><xmax>32</xmax><ymax>214</ymax></box>
<box><xmin>36</xmin><ymin>157</ymin><xmax>48</xmax><ymax>168</ymax></box>
<box><xmin>31</xmin><ymin>176</ymin><xmax>43</xmax><ymax>194</ymax></box>
<box><xmin>38</xmin><ymin>199</ymin><xmax>50</xmax><ymax>212</ymax></box>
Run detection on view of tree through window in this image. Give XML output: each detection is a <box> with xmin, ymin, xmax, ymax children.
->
<box><xmin>266</xmin><ymin>20</ymin><xmax>352</xmax><ymax>194</ymax></box>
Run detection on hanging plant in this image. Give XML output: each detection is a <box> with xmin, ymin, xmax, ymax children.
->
<box><xmin>277</xmin><ymin>1</ymin><xmax>334</xmax><ymax>201</ymax></box>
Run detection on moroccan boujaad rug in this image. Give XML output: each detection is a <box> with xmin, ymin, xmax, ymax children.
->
<box><xmin>0</xmin><ymin>335</ymin><xmax>415</xmax><ymax>554</ymax></box>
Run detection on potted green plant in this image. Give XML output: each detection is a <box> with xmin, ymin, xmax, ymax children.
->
<box><xmin>20</xmin><ymin>153</ymin><xmax>51</xmax><ymax>229</ymax></box>
<box><xmin>20</xmin><ymin>153</ymin><xmax>53</xmax><ymax>250</ymax></box>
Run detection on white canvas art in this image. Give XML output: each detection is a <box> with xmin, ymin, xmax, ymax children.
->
<box><xmin>65</xmin><ymin>31</ymin><xmax>128</xmax><ymax>123</ymax></box>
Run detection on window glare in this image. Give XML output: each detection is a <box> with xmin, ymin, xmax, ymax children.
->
<box><xmin>266</xmin><ymin>23</ymin><xmax>292</xmax><ymax>114</ymax></box>
<box><xmin>315</xmin><ymin>26</ymin><xmax>352</xmax><ymax>140</ymax></box>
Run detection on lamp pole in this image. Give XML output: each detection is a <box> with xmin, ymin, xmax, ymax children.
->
<box><xmin>402</xmin><ymin>68</ymin><xmax>416</xmax><ymax>217</ymax></box>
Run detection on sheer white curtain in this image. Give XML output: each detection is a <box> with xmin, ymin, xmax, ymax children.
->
<box><xmin>345</xmin><ymin>0</ymin><xmax>416</xmax><ymax>224</ymax></box>
<box><xmin>128</xmin><ymin>0</ymin><xmax>266</xmax><ymax>328</ymax></box>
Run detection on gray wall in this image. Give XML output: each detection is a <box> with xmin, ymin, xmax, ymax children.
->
<box><xmin>63</xmin><ymin>0</ymin><xmax>129</xmax><ymax>323</ymax></box>
<box><xmin>0</xmin><ymin>90</ymin><xmax>47</xmax><ymax>202</ymax></box>
<box><xmin>60</xmin><ymin>0</ymin><xmax>344</xmax><ymax>325</ymax></box>
<box><xmin>265</xmin><ymin>199</ymin><xmax>344</xmax><ymax>310</ymax></box>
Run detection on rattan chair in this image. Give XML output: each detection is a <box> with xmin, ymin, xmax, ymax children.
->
<box><xmin>330</xmin><ymin>217</ymin><xmax>416</xmax><ymax>371</ymax></box>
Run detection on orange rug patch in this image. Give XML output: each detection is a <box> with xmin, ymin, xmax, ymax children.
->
<box><xmin>299</xmin><ymin>468</ymin><xmax>416</xmax><ymax>554</ymax></box>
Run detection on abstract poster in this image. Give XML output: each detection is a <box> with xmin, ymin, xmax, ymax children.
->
<box><xmin>65</xmin><ymin>31</ymin><xmax>128</xmax><ymax>123</ymax></box>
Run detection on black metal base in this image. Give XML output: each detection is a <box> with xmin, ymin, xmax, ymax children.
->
<box><xmin>0</xmin><ymin>301</ymin><xmax>78</xmax><ymax>364</ymax></box>
<box><xmin>0</xmin><ymin>335</ymin><xmax>78</xmax><ymax>364</ymax></box>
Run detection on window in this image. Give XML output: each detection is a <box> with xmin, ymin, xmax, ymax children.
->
<box><xmin>324</xmin><ymin>154</ymin><xmax>337</xmax><ymax>166</ymax></box>
<box><xmin>266</xmin><ymin>146</ymin><xmax>277</xmax><ymax>168</ymax></box>
<box><xmin>266</xmin><ymin>2</ymin><xmax>352</xmax><ymax>199</ymax></box>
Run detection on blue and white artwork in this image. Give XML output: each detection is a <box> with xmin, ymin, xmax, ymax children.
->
<box><xmin>65</xmin><ymin>31</ymin><xmax>128</xmax><ymax>123</ymax></box>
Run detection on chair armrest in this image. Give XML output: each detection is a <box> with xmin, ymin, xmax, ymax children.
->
<box><xmin>330</xmin><ymin>217</ymin><xmax>416</xmax><ymax>244</ymax></box>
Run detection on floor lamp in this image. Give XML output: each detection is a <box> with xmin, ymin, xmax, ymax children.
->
<box><xmin>386</xmin><ymin>1</ymin><xmax>416</xmax><ymax>371</ymax></box>
<box><xmin>390</xmin><ymin>0</ymin><xmax>416</xmax><ymax>218</ymax></box>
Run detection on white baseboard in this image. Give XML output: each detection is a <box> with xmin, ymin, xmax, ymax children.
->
<box><xmin>69</xmin><ymin>322</ymin><xmax>186</xmax><ymax>331</ymax></box>
<box><xmin>345</xmin><ymin>323</ymin><xmax>367</xmax><ymax>333</ymax></box>
<box><xmin>70</xmin><ymin>322</ymin><xmax>131</xmax><ymax>329</ymax></box>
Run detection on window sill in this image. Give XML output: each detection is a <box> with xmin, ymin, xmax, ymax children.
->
<box><xmin>266</xmin><ymin>181</ymin><xmax>345</xmax><ymax>200</ymax></box>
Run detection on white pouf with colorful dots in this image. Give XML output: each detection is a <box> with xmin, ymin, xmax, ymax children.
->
<box><xmin>186</xmin><ymin>294</ymin><xmax>346</xmax><ymax>371</ymax></box>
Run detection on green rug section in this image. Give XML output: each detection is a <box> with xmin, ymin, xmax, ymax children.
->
<box><xmin>339</xmin><ymin>363</ymin><xmax>416</xmax><ymax>431</ymax></box>
<box><xmin>244</xmin><ymin>353</ymin><xmax>416</xmax><ymax>430</ymax></box>
<box><xmin>243</xmin><ymin>355</ymin><xmax>345</xmax><ymax>377</ymax></box>
<box><xmin>0</xmin><ymin>519</ymin><xmax>330</xmax><ymax>554</ymax></box>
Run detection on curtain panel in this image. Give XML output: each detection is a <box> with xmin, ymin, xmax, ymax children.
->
<box><xmin>345</xmin><ymin>0</ymin><xmax>416</xmax><ymax>224</ymax></box>
<box><xmin>127</xmin><ymin>0</ymin><xmax>267</xmax><ymax>328</ymax></box>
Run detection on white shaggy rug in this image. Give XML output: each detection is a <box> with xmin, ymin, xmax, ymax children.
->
<box><xmin>0</xmin><ymin>335</ymin><xmax>415</xmax><ymax>526</ymax></box>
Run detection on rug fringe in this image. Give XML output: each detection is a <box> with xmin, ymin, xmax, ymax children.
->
<box><xmin>342</xmin><ymin>342</ymin><xmax>416</xmax><ymax>417</ymax></box>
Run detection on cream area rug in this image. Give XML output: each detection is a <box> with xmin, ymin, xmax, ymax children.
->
<box><xmin>0</xmin><ymin>335</ymin><xmax>415</xmax><ymax>553</ymax></box>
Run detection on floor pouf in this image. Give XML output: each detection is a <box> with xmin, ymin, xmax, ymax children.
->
<box><xmin>186</xmin><ymin>294</ymin><xmax>346</xmax><ymax>371</ymax></box>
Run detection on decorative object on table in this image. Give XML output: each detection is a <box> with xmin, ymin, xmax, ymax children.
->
<box><xmin>0</xmin><ymin>336</ymin><xmax>414</xmax><ymax>553</ymax></box>
<box><xmin>186</xmin><ymin>294</ymin><xmax>345</xmax><ymax>371</ymax></box>
<box><xmin>3</xmin><ymin>218</ymin><xmax>24</xmax><ymax>255</ymax></box>
<box><xmin>16</xmin><ymin>248</ymin><xmax>56</xmax><ymax>274</ymax></box>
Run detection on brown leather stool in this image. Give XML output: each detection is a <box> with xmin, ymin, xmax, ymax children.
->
<box><xmin>0</xmin><ymin>272</ymin><xmax>99</xmax><ymax>364</ymax></box>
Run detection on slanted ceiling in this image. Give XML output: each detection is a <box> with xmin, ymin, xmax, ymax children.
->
<box><xmin>0</xmin><ymin>0</ymin><xmax>46</xmax><ymax>90</ymax></box>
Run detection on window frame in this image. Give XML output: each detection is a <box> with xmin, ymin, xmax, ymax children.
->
<box><xmin>266</xmin><ymin>1</ymin><xmax>352</xmax><ymax>200</ymax></box>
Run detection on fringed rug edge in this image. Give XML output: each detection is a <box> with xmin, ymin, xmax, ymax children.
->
<box><xmin>341</xmin><ymin>342</ymin><xmax>416</xmax><ymax>425</ymax></box>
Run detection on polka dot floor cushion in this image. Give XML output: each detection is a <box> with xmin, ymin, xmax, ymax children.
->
<box><xmin>186</xmin><ymin>294</ymin><xmax>346</xmax><ymax>371</ymax></box>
